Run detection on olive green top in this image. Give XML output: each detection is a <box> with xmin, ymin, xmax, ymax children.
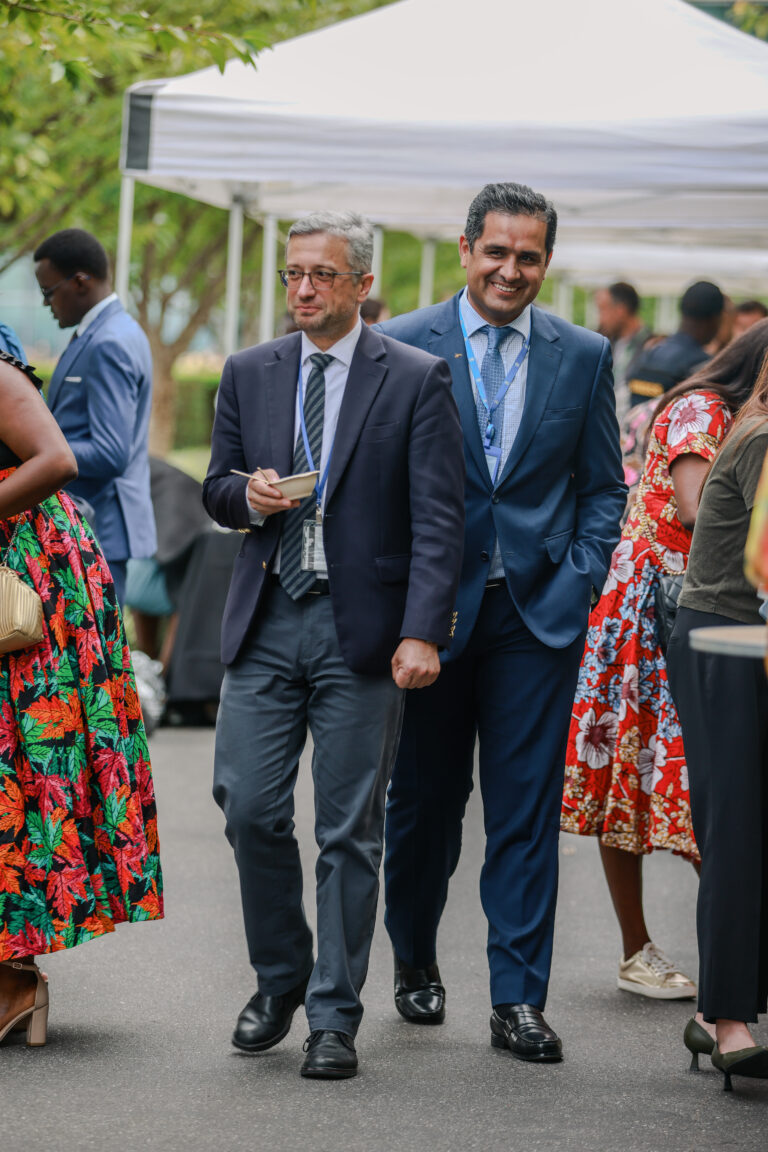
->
<box><xmin>679</xmin><ymin>416</ymin><xmax>768</xmax><ymax>625</ymax></box>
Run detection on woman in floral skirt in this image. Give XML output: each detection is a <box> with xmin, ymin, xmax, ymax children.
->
<box><xmin>0</xmin><ymin>351</ymin><xmax>163</xmax><ymax>1048</ymax></box>
<box><xmin>561</xmin><ymin>321</ymin><xmax>768</xmax><ymax>1002</ymax></box>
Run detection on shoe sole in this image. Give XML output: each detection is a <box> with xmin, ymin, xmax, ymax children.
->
<box><xmin>490</xmin><ymin>1032</ymin><xmax>563</xmax><ymax>1062</ymax></box>
<box><xmin>394</xmin><ymin>1001</ymin><xmax>445</xmax><ymax>1026</ymax></box>
<box><xmin>617</xmin><ymin>979</ymin><xmax>696</xmax><ymax>1000</ymax></box>
<box><xmin>300</xmin><ymin>1065</ymin><xmax>358</xmax><ymax>1079</ymax></box>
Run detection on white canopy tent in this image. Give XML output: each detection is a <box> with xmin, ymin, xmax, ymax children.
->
<box><xmin>120</xmin><ymin>0</ymin><xmax>768</xmax><ymax>345</ymax></box>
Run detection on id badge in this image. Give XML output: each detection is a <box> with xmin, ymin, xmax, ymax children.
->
<box><xmin>484</xmin><ymin>444</ymin><xmax>501</xmax><ymax>484</ymax></box>
<box><xmin>301</xmin><ymin>519</ymin><xmax>328</xmax><ymax>576</ymax></box>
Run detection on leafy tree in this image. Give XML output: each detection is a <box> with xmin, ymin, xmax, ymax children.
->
<box><xmin>0</xmin><ymin>0</ymin><xmax>390</xmax><ymax>451</ymax></box>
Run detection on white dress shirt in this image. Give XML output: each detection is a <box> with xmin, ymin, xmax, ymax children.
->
<box><xmin>76</xmin><ymin>292</ymin><xmax>119</xmax><ymax>337</ymax></box>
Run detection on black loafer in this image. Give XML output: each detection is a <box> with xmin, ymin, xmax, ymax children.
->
<box><xmin>300</xmin><ymin>1030</ymin><xmax>358</xmax><ymax>1079</ymax></box>
<box><xmin>232</xmin><ymin>976</ymin><xmax>309</xmax><ymax>1053</ymax></box>
<box><xmin>394</xmin><ymin>954</ymin><xmax>445</xmax><ymax>1024</ymax></box>
<box><xmin>490</xmin><ymin>1004</ymin><xmax>563</xmax><ymax>1062</ymax></box>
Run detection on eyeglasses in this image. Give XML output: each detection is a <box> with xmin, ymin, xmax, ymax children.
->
<box><xmin>40</xmin><ymin>276</ymin><xmax>74</xmax><ymax>302</ymax></box>
<box><xmin>278</xmin><ymin>268</ymin><xmax>363</xmax><ymax>290</ymax></box>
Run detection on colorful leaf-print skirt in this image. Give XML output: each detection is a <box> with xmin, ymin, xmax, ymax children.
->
<box><xmin>0</xmin><ymin>477</ymin><xmax>163</xmax><ymax>959</ymax></box>
<box><xmin>560</xmin><ymin>538</ymin><xmax>698</xmax><ymax>861</ymax></box>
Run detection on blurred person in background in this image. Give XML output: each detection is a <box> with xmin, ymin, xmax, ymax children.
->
<box><xmin>563</xmin><ymin>320</ymin><xmax>768</xmax><ymax>1006</ymax></box>
<box><xmin>733</xmin><ymin>300</ymin><xmax>768</xmax><ymax>340</ymax></box>
<box><xmin>594</xmin><ymin>282</ymin><xmax>651</xmax><ymax>422</ymax></box>
<box><xmin>667</xmin><ymin>355</ymin><xmax>768</xmax><ymax>1092</ymax></box>
<box><xmin>360</xmin><ymin>297</ymin><xmax>390</xmax><ymax>326</ymax></box>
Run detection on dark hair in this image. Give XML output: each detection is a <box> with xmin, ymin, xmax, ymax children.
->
<box><xmin>679</xmin><ymin>280</ymin><xmax>724</xmax><ymax>320</ymax></box>
<box><xmin>652</xmin><ymin>317</ymin><xmax>768</xmax><ymax>427</ymax></box>
<box><xmin>736</xmin><ymin>300</ymin><xmax>768</xmax><ymax>318</ymax></box>
<box><xmin>360</xmin><ymin>298</ymin><xmax>385</xmax><ymax>324</ymax></box>
<box><xmin>607</xmin><ymin>282</ymin><xmax>640</xmax><ymax>314</ymax></box>
<box><xmin>33</xmin><ymin>228</ymin><xmax>109</xmax><ymax>280</ymax></box>
<box><xmin>464</xmin><ymin>183</ymin><xmax>557</xmax><ymax>256</ymax></box>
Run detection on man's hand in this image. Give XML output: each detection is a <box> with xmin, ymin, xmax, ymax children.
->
<box><xmin>391</xmin><ymin>638</ymin><xmax>440</xmax><ymax>690</ymax></box>
<box><xmin>246</xmin><ymin>468</ymin><xmax>300</xmax><ymax>517</ymax></box>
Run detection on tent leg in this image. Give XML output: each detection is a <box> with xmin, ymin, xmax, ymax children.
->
<box><xmin>259</xmin><ymin>214</ymin><xmax>278</xmax><ymax>345</ymax></box>
<box><xmin>418</xmin><ymin>239</ymin><xmax>436</xmax><ymax>309</ymax></box>
<box><xmin>553</xmin><ymin>280</ymin><xmax>574</xmax><ymax>323</ymax></box>
<box><xmin>115</xmin><ymin>175</ymin><xmax>135</xmax><ymax>303</ymax></box>
<box><xmin>224</xmin><ymin>199</ymin><xmax>244</xmax><ymax>356</ymax></box>
<box><xmin>371</xmin><ymin>226</ymin><xmax>384</xmax><ymax>292</ymax></box>
<box><xmin>655</xmin><ymin>294</ymin><xmax>677</xmax><ymax>335</ymax></box>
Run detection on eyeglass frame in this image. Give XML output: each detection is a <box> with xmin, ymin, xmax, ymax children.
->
<box><xmin>278</xmin><ymin>268</ymin><xmax>365</xmax><ymax>290</ymax></box>
<box><xmin>40</xmin><ymin>275</ymin><xmax>76</xmax><ymax>302</ymax></box>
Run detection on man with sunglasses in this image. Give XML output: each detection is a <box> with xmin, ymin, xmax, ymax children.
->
<box><xmin>204</xmin><ymin>211</ymin><xmax>464</xmax><ymax>1079</ymax></box>
<box><xmin>34</xmin><ymin>228</ymin><xmax>156</xmax><ymax>604</ymax></box>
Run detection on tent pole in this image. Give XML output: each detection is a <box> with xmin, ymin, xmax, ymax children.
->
<box><xmin>260</xmin><ymin>213</ymin><xmax>278</xmax><ymax>344</ymax></box>
<box><xmin>553</xmin><ymin>280</ymin><xmax>574</xmax><ymax>323</ymax></box>
<box><xmin>418</xmin><ymin>239</ymin><xmax>436</xmax><ymax>309</ymax></box>
<box><xmin>372</xmin><ymin>226</ymin><xmax>384</xmax><ymax>292</ymax></box>
<box><xmin>655</xmin><ymin>294</ymin><xmax>677</xmax><ymax>335</ymax></box>
<box><xmin>224</xmin><ymin>199</ymin><xmax>244</xmax><ymax>356</ymax></box>
<box><xmin>115</xmin><ymin>175</ymin><xmax>135</xmax><ymax>304</ymax></box>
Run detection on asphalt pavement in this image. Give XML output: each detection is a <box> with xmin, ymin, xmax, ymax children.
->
<box><xmin>2</xmin><ymin>725</ymin><xmax>766</xmax><ymax>1151</ymax></box>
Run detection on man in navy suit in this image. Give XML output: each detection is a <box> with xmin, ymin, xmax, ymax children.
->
<box><xmin>380</xmin><ymin>184</ymin><xmax>626</xmax><ymax>1061</ymax></box>
<box><xmin>203</xmin><ymin>211</ymin><xmax>464</xmax><ymax>1079</ymax></box>
<box><xmin>34</xmin><ymin>228</ymin><xmax>156</xmax><ymax>605</ymax></box>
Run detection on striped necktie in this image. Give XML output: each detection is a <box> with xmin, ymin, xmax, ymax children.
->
<box><xmin>279</xmin><ymin>352</ymin><xmax>333</xmax><ymax>599</ymax></box>
<box><xmin>476</xmin><ymin>324</ymin><xmax>510</xmax><ymax>454</ymax></box>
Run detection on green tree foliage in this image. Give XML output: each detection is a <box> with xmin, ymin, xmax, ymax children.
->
<box><xmin>727</xmin><ymin>2</ymin><xmax>768</xmax><ymax>40</ymax></box>
<box><xmin>0</xmin><ymin>0</ymin><xmax>390</xmax><ymax>451</ymax></box>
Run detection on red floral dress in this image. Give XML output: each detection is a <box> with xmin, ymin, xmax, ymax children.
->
<box><xmin>561</xmin><ymin>390</ymin><xmax>731</xmax><ymax>859</ymax></box>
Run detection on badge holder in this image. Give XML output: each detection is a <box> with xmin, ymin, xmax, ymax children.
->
<box><xmin>301</xmin><ymin>505</ymin><xmax>328</xmax><ymax>577</ymax></box>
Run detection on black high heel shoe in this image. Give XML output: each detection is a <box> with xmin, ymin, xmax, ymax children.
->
<box><xmin>683</xmin><ymin>1017</ymin><xmax>715</xmax><ymax>1072</ymax></box>
<box><xmin>711</xmin><ymin>1044</ymin><xmax>768</xmax><ymax>1092</ymax></box>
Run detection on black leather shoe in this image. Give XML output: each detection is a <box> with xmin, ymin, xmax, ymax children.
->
<box><xmin>490</xmin><ymin>1004</ymin><xmax>563</xmax><ymax>1062</ymax></box>
<box><xmin>232</xmin><ymin>976</ymin><xmax>308</xmax><ymax>1053</ymax></box>
<box><xmin>394</xmin><ymin>954</ymin><xmax>445</xmax><ymax>1024</ymax></box>
<box><xmin>300</xmin><ymin>1030</ymin><xmax>358</xmax><ymax>1079</ymax></box>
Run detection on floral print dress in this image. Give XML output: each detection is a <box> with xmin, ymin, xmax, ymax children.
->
<box><xmin>0</xmin><ymin>360</ymin><xmax>162</xmax><ymax>958</ymax></box>
<box><xmin>561</xmin><ymin>390</ymin><xmax>731</xmax><ymax>859</ymax></box>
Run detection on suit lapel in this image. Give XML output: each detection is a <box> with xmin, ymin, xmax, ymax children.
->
<box><xmin>264</xmin><ymin>336</ymin><xmax>301</xmax><ymax>478</ymax></box>
<box><xmin>496</xmin><ymin>306</ymin><xmax>562</xmax><ymax>489</ymax></box>
<box><xmin>428</xmin><ymin>295</ymin><xmax>490</xmax><ymax>489</ymax></box>
<box><xmin>325</xmin><ymin>325</ymin><xmax>387</xmax><ymax>505</ymax></box>
<box><xmin>48</xmin><ymin>299</ymin><xmax>124</xmax><ymax>409</ymax></box>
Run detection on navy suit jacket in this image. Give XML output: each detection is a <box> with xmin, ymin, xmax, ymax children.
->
<box><xmin>202</xmin><ymin>322</ymin><xmax>465</xmax><ymax>675</ymax></box>
<box><xmin>378</xmin><ymin>294</ymin><xmax>627</xmax><ymax>654</ymax></box>
<box><xmin>47</xmin><ymin>298</ymin><xmax>156</xmax><ymax>561</ymax></box>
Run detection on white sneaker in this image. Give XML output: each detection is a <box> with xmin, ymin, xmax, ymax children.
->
<box><xmin>617</xmin><ymin>942</ymin><xmax>696</xmax><ymax>1000</ymax></box>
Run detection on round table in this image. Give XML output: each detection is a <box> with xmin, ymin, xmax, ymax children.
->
<box><xmin>689</xmin><ymin>624</ymin><xmax>767</xmax><ymax>658</ymax></box>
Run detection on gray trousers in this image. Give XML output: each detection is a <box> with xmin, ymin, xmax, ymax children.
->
<box><xmin>213</xmin><ymin>581</ymin><xmax>404</xmax><ymax>1036</ymax></box>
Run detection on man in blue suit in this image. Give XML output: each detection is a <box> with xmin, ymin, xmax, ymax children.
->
<box><xmin>204</xmin><ymin>211</ymin><xmax>464</xmax><ymax>1079</ymax></box>
<box><xmin>380</xmin><ymin>183</ymin><xmax>626</xmax><ymax>1061</ymax></box>
<box><xmin>34</xmin><ymin>229</ymin><xmax>156</xmax><ymax>604</ymax></box>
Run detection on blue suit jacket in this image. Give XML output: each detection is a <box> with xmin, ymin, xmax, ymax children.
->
<box><xmin>202</xmin><ymin>322</ymin><xmax>465</xmax><ymax>674</ymax></box>
<box><xmin>47</xmin><ymin>299</ymin><xmax>156</xmax><ymax>561</ymax></box>
<box><xmin>378</xmin><ymin>294</ymin><xmax>627</xmax><ymax>654</ymax></box>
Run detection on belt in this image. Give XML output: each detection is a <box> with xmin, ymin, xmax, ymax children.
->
<box><xmin>269</xmin><ymin>573</ymin><xmax>330</xmax><ymax>596</ymax></box>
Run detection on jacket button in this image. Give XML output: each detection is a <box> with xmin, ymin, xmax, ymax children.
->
<box><xmin>480</xmin><ymin>550</ymin><xmax>489</xmax><ymax>561</ymax></box>
<box><xmin>491</xmin><ymin>495</ymin><xmax>500</xmax><ymax>505</ymax></box>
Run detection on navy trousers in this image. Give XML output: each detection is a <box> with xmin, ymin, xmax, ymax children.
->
<box><xmin>384</xmin><ymin>585</ymin><xmax>585</xmax><ymax>1009</ymax></box>
<box><xmin>213</xmin><ymin>582</ymin><xmax>404</xmax><ymax>1036</ymax></box>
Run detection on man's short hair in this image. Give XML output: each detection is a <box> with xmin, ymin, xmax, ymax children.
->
<box><xmin>607</xmin><ymin>282</ymin><xmax>640</xmax><ymax>315</ymax></box>
<box><xmin>736</xmin><ymin>300</ymin><xmax>768</xmax><ymax>318</ymax></box>
<box><xmin>360</xmin><ymin>298</ymin><xmax>385</xmax><ymax>324</ymax></box>
<box><xmin>287</xmin><ymin>211</ymin><xmax>374</xmax><ymax>273</ymax></box>
<box><xmin>33</xmin><ymin>228</ymin><xmax>109</xmax><ymax>280</ymax></box>
<box><xmin>680</xmin><ymin>281</ymin><xmax>724</xmax><ymax>320</ymax></box>
<box><xmin>464</xmin><ymin>183</ymin><xmax>558</xmax><ymax>256</ymax></box>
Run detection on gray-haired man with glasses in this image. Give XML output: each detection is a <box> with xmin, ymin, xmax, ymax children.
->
<box><xmin>204</xmin><ymin>211</ymin><xmax>465</xmax><ymax>1080</ymax></box>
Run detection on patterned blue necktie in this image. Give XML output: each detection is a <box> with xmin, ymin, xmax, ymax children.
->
<box><xmin>280</xmin><ymin>352</ymin><xmax>333</xmax><ymax>600</ymax></box>
<box><xmin>476</xmin><ymin>325</ymin><xmax>510</xmax><ymax>456</ymax></box>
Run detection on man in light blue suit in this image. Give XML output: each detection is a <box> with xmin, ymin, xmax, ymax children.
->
<box><xmin>34</xmin><ymin>229</ymin><xmax>156</xmax><ymax>604</ymax></box>
<box><xmin>380</xmin><ymin>184</ymin><xmax>627</xmax><ymax>1062</ymax></box>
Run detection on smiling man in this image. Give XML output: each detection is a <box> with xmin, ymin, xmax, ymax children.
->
<box><xmin>378</xmin><ymin>183</ymin><xmax>627</xmax><ymax>1062</ymax></box>
<box><xmin>203</xmin><ymin>211</ymin><xmax>464</xmax><ymax>1079</ymax></box>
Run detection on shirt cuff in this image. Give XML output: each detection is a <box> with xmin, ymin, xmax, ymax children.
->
<box><xmin>246</xmin><ymin>489</ymin><xmax>266</xmax><ymax>527</ymax></box>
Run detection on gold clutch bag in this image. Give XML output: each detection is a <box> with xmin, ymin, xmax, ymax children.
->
<box><xmin>0</xmin><ymin>512</ymin><xmax>44</xmax><ymax>654</ymax></box>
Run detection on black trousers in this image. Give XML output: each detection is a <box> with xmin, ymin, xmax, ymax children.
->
<box><xmin>667</xmin><ymin>606</ymin><xmax>768</xmax><ymax>1023</ymax></box>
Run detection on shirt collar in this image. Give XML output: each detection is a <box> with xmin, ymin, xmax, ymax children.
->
<box><xmin>77</xmin><ymin>293</ymin><xmax>118</xmax><ymax>338</ymax></box>
<box><xmin>459</xmin><ymin>287</ymin><xmax>531</xmax><ymax>342</ymax></box>
<box><xmin>301</xmin><ymin>316</ymin><xmax>363</xmax><ymax>369</ymax></box>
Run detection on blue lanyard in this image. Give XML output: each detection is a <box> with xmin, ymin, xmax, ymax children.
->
<box><xmin>459</xmin><ymin>312</ymin><xmax>530</xmax><ymax>449</ymax></box>
<box><xmin>298</xmin><ymin>359</ymin><xmax>335</xmax><ymax>512</ymax></box>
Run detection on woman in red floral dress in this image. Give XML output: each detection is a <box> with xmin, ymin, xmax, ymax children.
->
<box><xmin>0</xmin><ymin>352</ymin><xmax>163</xmax><ymax>1048</ymax></box>
<box><xmin>562</xmin><ymin>321</ymin><xmax>768</xmax><ymax>1000</ymax></box>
